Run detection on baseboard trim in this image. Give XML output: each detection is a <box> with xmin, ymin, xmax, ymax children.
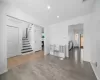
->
<box><xmin>44</xmin><ymin>52</ymin><xmax>49</xmax><ymax>56</ymax></box>
<box><xmin>91</xmin><ymin>63</ymin><xmax>100</xmax><ymax>80</ymax></box>
<box><xmin>0</xmin><ymin>69</ymin><xmax>8</xmax><ymax>75</ymax></box>
<box><xmin>22</xmin><ymin>51</ymin><xmax>34</xmax><ymax>55</ymax></box>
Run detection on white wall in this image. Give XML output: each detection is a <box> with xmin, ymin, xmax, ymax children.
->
<box><xmin>7</xmin><ymin>16</ymin><xmax>29</xmax><ymax>36</ymax></box>
<box><xmin>47</xmin><ymin>13</ymin><xmax>92</xmax><ymax>62</ymax></box>
<box><xmin>68</xmin><ymin>30</ymin><xmax>75</xmax><ymax>46</ymax></box>
<box><xmin>7</xmin><ymin>16</ymin><xmax>30</xmax><ymax>54</ymax></box>
<box><xmin>6</xmin><ymin>4</ymin><xmax>41</xmax><ymax>38</ymax></box>
<box><xmin>28</xmin><ymin>24</ymin><xmax>35</xmax><ymax>50</ymax></box>
<box><xmin>0</xmin><ymin>2</ymin><xmax>8</xmax><ymax>74</ymax></box>
<box><xmin>44</xmin><ymin>26</ymin><xmax>50</xmax><ymax>55</ymax></box>
<box><xmin>68</xmin><ymin>24</ymin><xmax>83</xmax><ymax>47</ymax></box>
<box><xmin>7</xmin><ymin>3</ymin><xmax>41</xmax><ymax>27</ymax></box>
<box><xmin>68</xmin><ymin>30</ymin><xmax>77</xmax><ymax>47</ymax></box>
<box><xmin>90</xmin><ymin>0</ymin><xmax>100</xmax><ymax>79</ymax></box>
<box><xmin>0</xmin><ymin>2</ymin><xmax>42</xmax><ymax>74</ymax></box>
<box><xmin>46</xmin><ymin>1</ymin><xmax>100</xmax><ymax>78</ymax></box>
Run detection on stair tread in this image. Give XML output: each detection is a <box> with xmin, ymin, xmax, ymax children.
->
<box><xmin>23</xmin><ymin>43</ymin><xmax>30</xmax><ymax>44</ymax></box>
<box><xmin>22</xmin><ymin>50</ymin><xmax>33</xmax><ymax>53</ymax></box>
<box><xmin>22</xmin><ymin>48</ymin><xmax>32</xmax><ymax>50</ymax></box>
<box><xmin>23</xmin><ymin>43</ymin><xmax>30</xmax><ymax>45</ymax></box>
<box><xmin>22</xmin><ymin>48</ymin><xmax>32</xmax><ymax>51</ymax></box>
<box><xmin>23</xmin><ymin>46</ymin><xmax>31</xmax><ymax>48</ymax></box>
<box><xmin>23</xmin><ymin>41</ymin><xmax>29</xmax><ymax>42</ymax></box>
<box><xmin>22</xmin><ymin>38</ymin><xmax>33</xmax><ymax>53</ymax></box>
<box><xmin>22</xmin><ymin>39</ymin><xmax>28</xmax><ymax>41</ymax></box>
<box><xmin>23</xmin><ymin>45</ymin><xmax>30</xmax><ymax>47</ymax></box>
<box><xmin>22</xmin><ymin>38</ymin><xmax>28</xmax><ymax>40</ymax></box>
<box><xmin>23</xmin><ymin>41</ymin><xmax>29</xmax><ymax>43</ymax></box>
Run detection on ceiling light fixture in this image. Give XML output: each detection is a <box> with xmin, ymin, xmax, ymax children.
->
<box><xmin>47</xmin><ymin>5</ymin><xmax>51</xmax><ymax>10</ymax></box>
<box><xmin>57</xmin><ymin>16</ymin><xmax>59</xmax><ymax>18</ymax></box>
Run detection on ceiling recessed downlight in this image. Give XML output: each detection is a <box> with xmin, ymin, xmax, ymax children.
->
<box><xmin>57</xmin><ymin>16</ymin><xmax>59</xmax><ymax>18</ymax></box>
<box><xmin>47</xmin><ymin>5</ymin><xmax>51</xmax><ymax>10</ymax></box>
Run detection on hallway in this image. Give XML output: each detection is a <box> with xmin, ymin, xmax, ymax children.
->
<box><xmin>69</xmin><ymin>48</ymin><xmax>83</xmax><ymax>63</ymax></box>
<box><xmin>0</xmin><ymin>49</ymin><xmax>97</xmax><ymax>80</ymax></box>
<box><xmin>0</xmin><ymin>0</ymin><xmax>100</xmax><ymax>79</ymax></box>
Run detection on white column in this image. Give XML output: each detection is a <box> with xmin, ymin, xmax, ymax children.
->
<box><xmin>0</xmin><ymin>3</ymin><xmax>8</xmax><ymax>74</ymax></box>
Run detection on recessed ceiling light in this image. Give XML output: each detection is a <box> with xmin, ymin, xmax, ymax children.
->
<box><xmin>57</xmin><ymin>16</ymin><xmax>59</xmax><ymax>18</ymax></box>
<box><xmin>47</xmin><ymin>5</ymin><xmax>51</xmax><ymax>10</ymax></box>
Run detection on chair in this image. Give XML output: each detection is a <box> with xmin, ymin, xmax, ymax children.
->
<box><xmin>50</xmin><ymin>44</ymin><xmax>66</xmax><ymax>59</ymax></box>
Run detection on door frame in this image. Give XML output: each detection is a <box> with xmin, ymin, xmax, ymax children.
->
<box><xmin>80</xmin><ymin>34</ymin><xmax>83</xmax><ymax>48</ymax></box>
<box><xmin>7</xmin><ymin>25</ymin><xmax>22</xmax><ymax>58</ymax></box>
<box><xmin>34</xmin><ymin>26</ymin><xmax>42</xmax><ymax>52</ymax></box>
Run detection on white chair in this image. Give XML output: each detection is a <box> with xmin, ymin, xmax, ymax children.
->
<box><xmin>53</xmin><ymin>45</ymin><xmax>60</xmax><ymax>56</ymax></box>
<box><xmin>50</xmin><ymin>44</ymin><xmax>66</xmax><ymax>59</ymax></box>
<box><xmin>59</xmin><ymin>45</ymin><xmax>66</xmax><ymax>59</ymax></box>
<box><xmin>50</xmin><ymin>45</ymin><xmax>55</xmax><ymax>55</ymax></box>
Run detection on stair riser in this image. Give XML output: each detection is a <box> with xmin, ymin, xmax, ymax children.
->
<box><xmin>22</xmin><ymin>38</ymin><xmax>33</xmax><ymax>53</ymax></box>
<box><xmin>22</xmin><ymin>48</ymin><xmax>32</xmax><ymax>50</ymax></box>
<box><xmin>22</xmin><ymin>50</ymin><xmax>33</xmax><ymax>53</ymax></box>
<box><xmin>22</xmin><ymin>39</ymin><xmax>28</xmax><ymax>41</ymax></box>
<box><xmin>22</xmin><ymin>49</ymin><xmax>33</xmax><ymax>52</ymax></box>
<box><xmin>23</xmin><ymin>46</ymin><xmax>31</xmax><ymax>47</ymax></box>
<box><xmin>22</xmin><ymin>48</ymin><xmax>32</xmax><ymax>51</ymax></box>
<box><xmin>23</xmin><ymin>40</ymin><xmax>29</xmax><ymax>41</ymax></box>
<box><xmin>23</xmin><ymin>43</ymin><xmax>30</xmax><ymax>45</ymax></box>
<box><xmin>23</xmin><ymin>42</ymin><xmax>30</xmax><ymax>43</ymax></box>
<box><xmin>23</xmin><ymin>41</ymin><xmax>29</xmax><ymax>42</ymax></box>
<box><xmin>22</xmin><ymin>46</ymin><xmax>32</xmax><ymax>48</ymax></box>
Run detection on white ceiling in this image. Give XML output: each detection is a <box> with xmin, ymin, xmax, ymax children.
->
<box><xmin>3</xmin><ymin>0</ymin><xmax>94</xmax><ymax>26</ymax></box>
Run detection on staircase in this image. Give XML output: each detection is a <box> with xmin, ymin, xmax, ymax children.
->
<box><xmin>21</xmin><ymin>37</ymin><xmax>33</xmax><ymax>53</ymax></box>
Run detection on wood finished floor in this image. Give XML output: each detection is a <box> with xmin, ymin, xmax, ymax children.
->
<box><xmin>0</xmin><ymin>49</ymin><xmax>97</xmax><ymax>80</ymax></box>
<box><xmin>8</xmin><ymin>51</ymin><xmax>44</xmax><ymax>69</ymax></box>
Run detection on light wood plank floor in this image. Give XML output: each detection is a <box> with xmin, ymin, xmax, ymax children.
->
<box><xmin>8</xmin><ymin>51</ymin><xmax>44</xmax><ymax>69</ymax></box>
<box><xmin>1</xmin><ymin>49</ymin><xmax>96</xmax><ymax>80</ymax></box>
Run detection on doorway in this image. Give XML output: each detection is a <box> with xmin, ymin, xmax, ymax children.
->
<box><xmin>80</xmin><ymin>34</ymin><xmax>84</xmax><ymax>48</ymax></box>
<box><xmin>34</xmin><ymin>26</ymin><xmax>42</xmax><ymax>52</ymax></box>
<box><xmin>42</xmin><ymin>27</ymin><xmax>44</xmax><ymax>50</ymax></box>
<box><xmin>68</xmin><ymin>24</ymin><xmax>84</xmax><ymax>62</ymax></box>
<box><xmin>7</xmin><ymin>25</ymin><xmax>20</xmax><ymax>58</ymax></box>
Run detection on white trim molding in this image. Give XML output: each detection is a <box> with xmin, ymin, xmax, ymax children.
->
<box><xmin>91</xmin><ymin>63</ymin><xmax>100</xmax><ymax>80</ymax></box>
